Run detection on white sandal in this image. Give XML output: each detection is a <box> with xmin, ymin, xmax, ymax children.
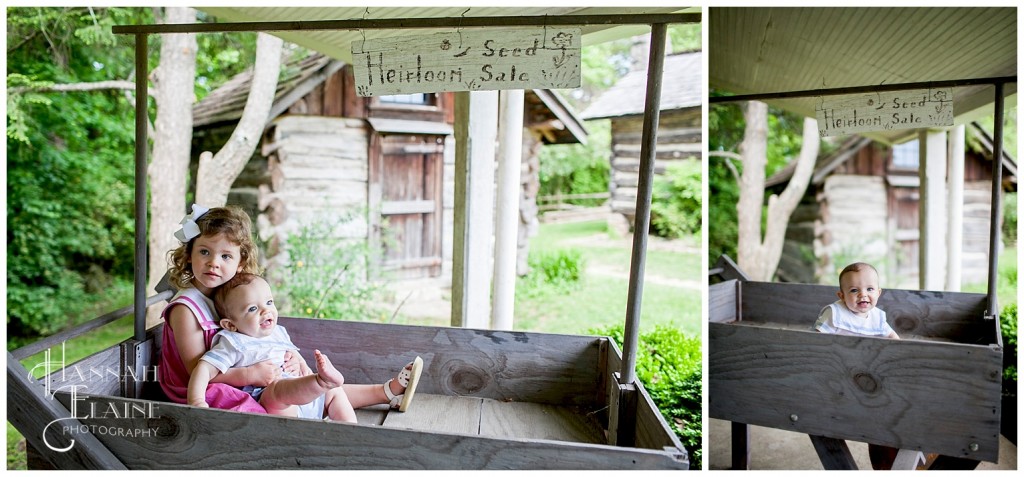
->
<box><xmin>383</xmin><ymin>356</ymin><xmax>423</xmax><ymax>412</ymax></box>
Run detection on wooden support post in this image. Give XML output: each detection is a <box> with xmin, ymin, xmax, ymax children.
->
<box><xmin>491</xmin><ymin>89</ymin><xmax>524</xmax><ymax>331</ymax></box>
<box><xmin>6</xmin><ymin>353</ymin><xmax>126</xmax><ymax>469</ymax></box>
<box><xmin>985</xmin><ymin>82</ymin><xmax>1005</xmax><ymax>320</ymax></box>
<box><xmin>120</xmin><ymin>339</ymin><xmax>153</xmax><ymax>399</ymax></box>
<box><xmin>451</xmin><ymin>91</ymin><xmax>498</xmax><ymax>328</ymax></box>
<box><xmin>731</xmin><ymin>422</ymin><xmax>751</xmax><ymax>470</ymax></box>
<box><xmin>608</xmin><ymin>372</ymin><xmax>637</xmax><ymax>447</ymax></box>
<box><xmin>133</xmin><ymin>33</ymin><xmax>148</xmax><ymax>342</ymax></box>
<box><xmin>808</xmin><ymin>435</ymin><xmax>858</xmax><ymax>470</ymax></box>
<box><xmin>919</xmin><ymin>128</ymin><xmax>948</xmax><ymax>290</ymax></box>
<box><xmin>946</xmin><ymin>124</ymin><xmax>965</xmax><ymax>291</ymax></box>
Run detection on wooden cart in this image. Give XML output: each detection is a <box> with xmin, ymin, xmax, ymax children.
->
<box><xmin>709</xmin><ymin>255</ymin><xmax>1002</xmax><ymax>467</ymax></box>
<box><xmin>7</xmin><ymin>11</ymin><xmax>695</xmax><ymax>470</ymax></box>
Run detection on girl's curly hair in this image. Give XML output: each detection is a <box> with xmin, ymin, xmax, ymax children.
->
<box><xmin>167</xmin><ymin>206</ymin><xmax>261</xmax><ymax>289</ymax></box>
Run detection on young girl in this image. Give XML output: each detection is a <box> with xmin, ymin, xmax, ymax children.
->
<box><xmin>159</xmin><ymin>204</ymin><xmax>421</xmax><ymax>413</ymax></box>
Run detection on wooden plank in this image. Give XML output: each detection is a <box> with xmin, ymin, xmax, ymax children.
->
<box><xmin>354</xmin><ymin>404</ymin><xmax>388</xmax><ymax>426</ymax></box>
<box><xmin>382</xmin><ymin>394</ymin><xmax>481</xmax><ymax>435</ymax></box>
<box><xmin>36</xmin><ymin>346</ymin><xmax>124</xmax><ymax>397</ymax></box>
<box><xmin>279</xmin><ymin>318</ymin><xmax>603</xmax><ymax>406</ymax></box>
<box><xmin>479</xmin><ymin>399</ymin><xmax>604</xmax><ymax>444</ymax></box>
<box><xmin>352</xmin><ymin>27</ymin><xmax>581</xmax><ymax>96</ymax></box>
<box><xmin>54</xmin><ymin>394</ymin><xmax>686</xmax><ymax>469</ymax></box>
<box><xmin>738</xmin><ymin>281</ymin><xmax>992</xmax><ymax>343</ymax></box>
<box><xmin>633</xmin><ymin>379</ymin><xmax>685</xmax><ymax>451</ymax></box>
<box><xmin>708</xmin><ymin>280</ymin><xmax>738</xmax><ymax>323</ymax></box>
<box><xmin>808</xmin><ymin>435</ymin><xmax>858</xmax><ymax>470</ymax></box>
<box><xmin>815</xmin><ymin>88</ymin><xmax>953</xmax><ymax>137</ymax></box>
<box><xmin>7</xmin><ymin>353</ymin><xmax>126</xmax><ymax>469</ymax></box>
<box><xmin>708</xmin><ymin>322</ymin><xmax>1002</xmax><ymax>462</ymax></box>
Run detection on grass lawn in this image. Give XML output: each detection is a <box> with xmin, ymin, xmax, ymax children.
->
<box><xmin>516</xmin><ymin>219</ymin><xmax>702</xmax><ymax>337</ymax></box>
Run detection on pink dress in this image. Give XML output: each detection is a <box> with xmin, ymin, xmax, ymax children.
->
<box><xmin>158</xmin><ymin>288</ymin><xmax>267</xmax><ymax>413</ymax></box>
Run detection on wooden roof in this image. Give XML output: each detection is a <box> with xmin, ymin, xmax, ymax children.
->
<box><xmin>710</xmin><ymin>7</ymin><xmax>1017</xmax><ymax>145</ymax></box>
<box><xmin>581</xmin><ymin>51</ymin><xmax>701</xmax><ymax>120</ymax></box>
<box><xmin>193</xmin><ymin>53</ymin><xmax>342</xmax><ymax>128</ymax></box>
<box><xmin>765</xmin><ymin>123</ymin><xmax>1018</xmax><ymax>189</ymax></box>
<box><xmin>192</xmin><ymin>51</ymin><xmax>587</xmax><ymax>145</ymax></box>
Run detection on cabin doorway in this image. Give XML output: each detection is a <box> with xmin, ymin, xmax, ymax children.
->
<box><xmin>369</xmin><ymin>132</ymin><xmax>445</xmax><ymax>279</ymax></box>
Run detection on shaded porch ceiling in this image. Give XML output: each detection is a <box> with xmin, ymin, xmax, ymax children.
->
<box><xmin>199</xmin><ymin>6</ymin><xmax>696</xmax><ymax>63</ymax></box>
<box><xmin>710</xmin><ymin>7</ymin><xmax>1017</xmax><ymax>145</ymax></box>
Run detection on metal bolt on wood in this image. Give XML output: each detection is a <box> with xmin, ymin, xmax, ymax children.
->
<box><xmin>790</xmin><ymin>414</ymin><xmax>798</xmax><ymax>422</ymax></box>
<box><xmin>970</xmin><ymin>443</ymin><xmax>979</xmax><ymax>452</ymax></box>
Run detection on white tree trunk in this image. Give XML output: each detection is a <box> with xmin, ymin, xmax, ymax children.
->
<box><xmin>146</xmin><ymin>7</ymin><xmax>197</xmax><ymax>327</ymax></box>
<box><xmin>195</xmin><ymin>33</ymin><xmax>282</xmax><ymax>206</ymax></box>
<box><xmin>736</xmin><ymin>101</ymin><xmax>819</xmax><ymax>281</ymax></box>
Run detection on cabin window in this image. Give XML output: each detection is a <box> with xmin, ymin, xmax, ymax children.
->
<box><xmin>891</xmin><ymin>139</ymin><xmax>919</xmax><ymax>170</ymax></box>
<box><xmin>379</xmin><ymin>93</ymin><xmax>431</xmax><ymax>105</ymax></box>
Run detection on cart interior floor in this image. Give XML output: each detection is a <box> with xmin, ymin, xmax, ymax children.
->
<box><xmin>354</xmin><ymin>394</ymin><xmax>605</xmax><ymax>444</ymax></box>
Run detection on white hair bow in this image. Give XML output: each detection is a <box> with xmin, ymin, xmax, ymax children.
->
<box><xmin>173</xmin><ymin>204</ymin><xmax>210</xmax><ymax>242</ymax></box>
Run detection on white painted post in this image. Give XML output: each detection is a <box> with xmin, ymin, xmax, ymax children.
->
<box><xmin>492</xmin><ymin>90</ymin><xmax>525</xmax><ymax>331</ymax></box>
<box><xmin>946</xmin><ymin>124</ymin><xmax>965</xmax><ymax>291</ymax></box>
<box><xmin>451</xmin><ymin>91</ymin><xmax>498</xmax><ymax>329</ymax></box>
<box><xmin>919</xmin><ymin>129</ymin><xmax>948</xmax><ymax>290</ymax></box>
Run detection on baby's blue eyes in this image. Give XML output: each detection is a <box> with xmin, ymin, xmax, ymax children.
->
<box><xmin>247</xmin><ymin>305</ymin><xmax>258</xmax><ymax>313</ymax></box>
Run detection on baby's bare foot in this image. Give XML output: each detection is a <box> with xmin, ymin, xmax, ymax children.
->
<box><xmin>314</xmin><ymin>349</ymin><xmax>344</xmax><ymax>389</ymax></box>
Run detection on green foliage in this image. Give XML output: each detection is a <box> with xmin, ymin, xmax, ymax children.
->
<box><xmin>650</xmin><ymin>159</ymin><xmax>701</xmax><ymax>239</ymax></box>
<box><xmin>707</xmin><ymin>99</ymin><xmax>809</xmax><ymax>265</ymax></box>
<box><xmin>517</xmin><ymin>249</ymin><xmax>586</xmax><ymax>299</ymax></box>
<box><xmin>6</xmin><ymin>8</ymin><xmax>143</xmax><ymax>338</ymax></box>
<box><xmin>1002</xmin><ymin>303</ymin><xmax>1017</xmax><ymax>382</ymax></box>
<box><xmin>1005</xmin><ymin>192</ymin><xmax>1018</xmax><ymax>245</ymax></box>
<box><xmin>590</xmin><ymin>324</ymin><xmax>702</xmax><ymax>469</ymax></box>
<box><xmin>538</xmin><ymin>119</ymin><xmax>611</xmax><ymax>206</ymax></box>
<box><xmin>6</xmin><ymin>7</ymin><xmax>276</xmax><ymax>341</ymax></box>
<box><xmin>273</xmin><ymin>211</ymin><xmax>385</xmax><ymax>320</ymax></box>
<box><xmin>669</xmin><ymin>22</ymin><xmax>701</xmax><ymax>53</ymax></box>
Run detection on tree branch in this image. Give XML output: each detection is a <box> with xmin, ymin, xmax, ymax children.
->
<box><xmin>10</xmin><ymin>80</ymin><xmax>140</xmax><ymax>94</ymax></box>
<box><xmin>709</xmin><ymin>151</ymin><xmax>742</xmax><ymax>183</ymax></box>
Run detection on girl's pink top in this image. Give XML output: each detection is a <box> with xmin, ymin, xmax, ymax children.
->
<box><xmin>158</xmin><ymin>287</ymin><xmax>266</xmax><ymax>414</ymax></box>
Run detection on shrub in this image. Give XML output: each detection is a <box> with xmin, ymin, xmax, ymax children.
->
<box><xmin>1002</xmin><ymin>303</ymin><xmax>1017</xmax><ymax>382</ymax></box>
<box><xmin>539</xmin><ymin>119</ymin><xmax>611</xmax><ymax>207</ymax></box>
<box><xmin>650</xmin><ymin>159</ymin><xmax>702</xmax><ymax>239</ymax></box>
<box><xmin>517</xmin><ymin>249</ymin><xmax>585</xmax><ymax>299</ymax></box>
<box><xmin>272</xmin><ymin>211</ymin><xmax>385</xmax><ymax>320</ymax></box>
<box><xmin>590</xmin><ymin>323</ymin><xmax>702</xmax><ymax>469</ymax></box>
<box><xmin>1004</xmin><ymin>192</ymin><xmax>1017</xmax><ymax>245</ymax></box>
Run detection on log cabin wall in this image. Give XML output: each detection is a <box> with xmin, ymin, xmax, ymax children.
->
<box><xmin>775</xmin><ymin>138</ymin><xmax>1011</xmax><ymax>288</ymax></box>
<box><xmin>240</xmin><ymin>65</ymin><xmax>456</xmax><ymax>281</ymax></box>
<box><xmin>608</xmin><ymin>107</ymin><xmax>701</xmax><ymax>224</ymax></box>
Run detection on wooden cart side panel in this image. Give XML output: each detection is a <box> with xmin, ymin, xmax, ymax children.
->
<box><xmin>281</xmin><ymin>318</ymin><xmax>602</xmax><ymax>406</ymax></box>
<box><xmin>601</xmin><ymin>338</ymin><xmax>687</xmax><ymax>453</ymax></box>
<box><xmin>708</xmin><ymin>322</ymin><xmax>1001</xmax><ymax>462</ymax></box>
<box><xmin>52</xmin><ymin>394</ymin><xmax>687</xmax><ymax>470</ymax></box>
<box><xmin>737</xmin><ymin>282</ymin><xmax>991</xmax><ymax>343</ymax></box>
<box><xmin>36</xmin><ymin>346</ymin><xmax>123</xmax><ymax>397</ymax></box>
<box><xmin>709</xmin><ymin>279</ymin><xmax>738</xmax><ymax>323</ymax></box>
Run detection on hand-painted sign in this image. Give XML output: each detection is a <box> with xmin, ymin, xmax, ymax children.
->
<box><xmin>351</xmin><ymin>27</ymin><xmax>581</xmax><ymax>97</ymax></box>
<box><xmin>815</xmin><ymin>88</ymin><xmax>954</xmax><ymax>137</ymax></box>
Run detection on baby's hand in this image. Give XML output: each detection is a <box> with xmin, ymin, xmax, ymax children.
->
<box><xmin>283</xmin><ymin>350</ymin><xmax>309</xmax><ymax>376</ymax></box>
<box><xmin>246</xmin><ymin>360</ymin><xmax>282</xmax><ymax>387</ymax></box>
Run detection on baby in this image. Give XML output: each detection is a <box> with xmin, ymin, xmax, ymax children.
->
<box><xmin>813</xmin><ymin>262</ymin><xmax>899</xmax><ymax>339</ymax></box>
<box><xmin>187</xmin><ymin>273</ymin><xmax>364</xmax><ymax>422</ymax></box>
